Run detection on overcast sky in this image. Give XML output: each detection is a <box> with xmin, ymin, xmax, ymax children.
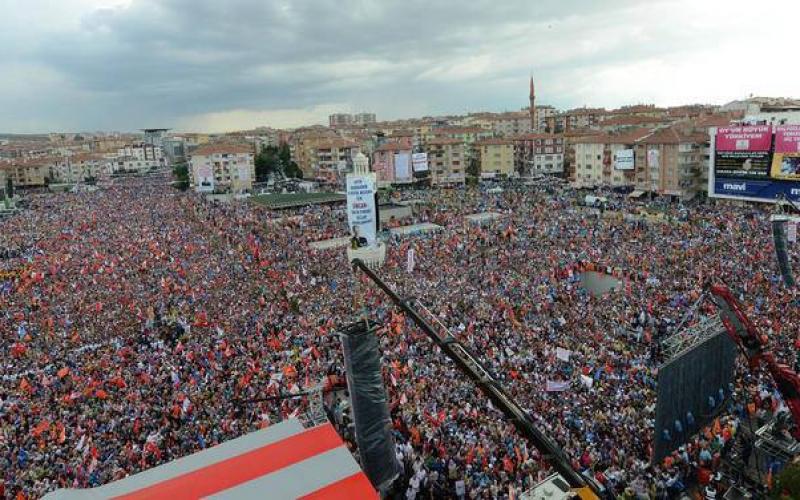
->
<box><xmin>2</xmin><ymin>0</ymin><xmax>798</xmax><ymax>133</ymax></box>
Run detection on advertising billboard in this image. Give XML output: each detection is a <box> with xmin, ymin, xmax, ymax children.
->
<box><xmin>411</xmin><ymin>153</ymin><xmax>428</xmax><ymax>172</ymax></box>
<box><xmin>713</xmin><ymin>126</ymin><xmax>772</xmax><ymax>179</ymax></box>
<box><xmin>710</xmin><ymin>125</ymin><xmax>800</xmax><ymax>203</ymax></box>
<box><xmin>394</xmin><ymin>153</ymin><xmax>411</xmax><ymax>181</ymax></box>
<box><xmin>614</xmin><ymin>149</ymin><xmax>635</xmax><ymax>170</ymax></box>
<box><xmin>346</xmin><ymin>174</ymin><xmax>377</xmax><ymax>247</ymax></box>
<box><xmin>770</xmin><ymin>125</ymin><xmax>800</xmax><ymax>181</ymax></box>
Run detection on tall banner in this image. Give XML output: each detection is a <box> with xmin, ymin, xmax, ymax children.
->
<box><xmin>346</xmin><ymin>174</ymin><xmax>377</xmax><ymax>247</ymax></box>
<box><xmin>195</xmin><ymin>164</ymin><xmax>215</xmax><ymax>193</ymax></box>
<box><xmin>394</xmin><ymin>153</ymin><xmax>411</xmax><ymax>181</ymax></box>
<box><xmin>770</xmin><ymin>125</ymin><xmax>800</xmax><ymax>180</ymax></box>
<box><xmin>647</xmin><ymin>149</ymin><xmax>660</xmax><ymax>169</ymax></box>
<box><xmin>614</xmin><ymin>149</ymin><xmax>635</xmax><ymax>170</ymax></box>
<box><xmin>714</xmin><ymin>126</ymin><xmax>772</xmax><ymax>179</ymax></box>
<box><xmin>406</xmin><ymin>248</ymin><xmax>415</xmax><ymax>273</ymax></box>
<box><xmin>411</xmin><ymin>152</ymin><xmax>428</xmax><ymax>172</ymax></box>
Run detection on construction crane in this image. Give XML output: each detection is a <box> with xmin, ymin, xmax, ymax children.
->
<box><xmin>705</xmin><ymin>282</ymin><xmax>800</xmax><ymax>439</ymax></box>
<box><xmin>351</xmin><ymin>258</ymin><xmax>606</xmax><ymax>500</ymax></box>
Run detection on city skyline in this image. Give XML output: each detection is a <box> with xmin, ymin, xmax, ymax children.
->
<box><xmin>2</xmin><ymin>0</ymin><xmax>798</xmax><ymax>133</ymax></box>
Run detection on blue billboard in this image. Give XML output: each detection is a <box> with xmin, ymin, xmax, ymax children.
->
<box><xmin>710</xmin><ymin>125</ymin><xmax>800</xmax><ymax>203</ymax></box>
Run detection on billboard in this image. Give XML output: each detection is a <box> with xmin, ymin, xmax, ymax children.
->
<box><xmin>237</xmin><ymin>163</ymin><xmax>251</xmax><ymax>182</ymax></box>
<box><xmin>713</xmin><ymin>126</ymin><xmax>772</xmax><ymax>179</ymax></box>
<box><xmin>346</xmin><ymin>174</ymin><xmax>377</xmax><ymax>247</ymax></box>
<box><xmin>195</xmin><ymin>163</ymin><xmax>215</xmax><ymax>193</ymax></box>
<box><xmin>394</xmin><ymin>153</ymin><xmax>411</xmax><ymax>181</ymax></box>
<box><xmin>411</xmin><ymin>153</ymin><xmax>428</xmax><ymax>172</ymax></box>
<box><xmin>710</xmin><ymin>126</ymin><xmax>800</xmax><ymax>203</ymax></box>
<box><xmin>613</xmin><ymin>149</ymin><xmax>634</xmax><ymax>170</ymax></box>
<box><xmin>770</xmin><ymin>125</ymin><xmax>800</xmax><ymax>181</ymax></box>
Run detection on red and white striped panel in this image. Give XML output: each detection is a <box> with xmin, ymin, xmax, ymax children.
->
<box><xmin>44</xmin><ymin>420</ymin><xmax>377</xmax><ymax>500</ymax></box>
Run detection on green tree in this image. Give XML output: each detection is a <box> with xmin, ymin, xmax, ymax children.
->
<box><xmin>172</xmin><ymin>163</ymin><xmax>190</xmax><ymax>191</ymax></box>
<box><xmin>6</xmin><ymin>176</ymin><xmax>14</xmax><ymax>198</ymax></box>
<box><xmin>466</xmin><ymin>156</ymin><xmax>480</xmax><ymax>181</ymax></box>
<box><xmin>284</xmin><ymin>160</ymin><xmax>303</xmax><ymax>179</ymax></box>
<box><xmin>255</xmin><ymin>145</ymin><xmax>281</xmax><ymax>181</ymax></box>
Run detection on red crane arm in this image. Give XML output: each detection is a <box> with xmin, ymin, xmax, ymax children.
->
<box><xmin>707</xmin><ymin>284</ymin><xmax>800</xmax><ymax>439</ymax></box>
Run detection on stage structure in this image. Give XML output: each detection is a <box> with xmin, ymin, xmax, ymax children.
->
<box><xmin>654</xmin><ymin>315</ymin><xmax>738</xmax><ymax>463</ymax></box>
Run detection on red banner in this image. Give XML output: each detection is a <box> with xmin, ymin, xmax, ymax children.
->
<box><xmin>775</xmin><ymin>125</ymin><xmax>800</xmax><ymax>153</ymax></box>
<box><xmin>715</xmin><ymin>126</ymin><xmax>772</xmax><ymax>151</ymax></box>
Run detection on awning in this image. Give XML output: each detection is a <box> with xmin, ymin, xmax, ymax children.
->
<box><xmin>43</xmin><ymin>420</ymin><xmax>377</xmax><ymax>500</ymax></box>
<box><xmin>628</xmin><ymin>190</ymin><xmax>646</xmax><ymax>198</ymax></box>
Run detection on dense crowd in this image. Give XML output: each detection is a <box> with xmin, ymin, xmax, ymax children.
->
<box><xmin>0</xmin><ymin>179</ymin><xmax>798</xmax><ymax>499</ymax></box>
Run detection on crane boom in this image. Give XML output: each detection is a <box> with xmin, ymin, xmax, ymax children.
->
<box><xmin>351</xmin><ymin>259</ymin><xmax>605</xmax><ymax>499</ymax></box>
<box><xmin>707</xmin><ymin>283</ymin><xmax>800</xmax><ymax>440</ymax></box>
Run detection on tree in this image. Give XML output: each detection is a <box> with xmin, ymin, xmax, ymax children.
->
<box><xmin>6</xmin><ymin>176</ymin><xmax>13</xmax><ymax>198</ymax></box>
<box><xmin>466</xmin><ymin>157</ymin><xmax>480</xmax><ymax>181</ymax></box>
<box><xmin>284</xmin><ymin>160</ymin><xmax>303</xmax><ymax>179</ymax></box>
<box><xmin>255</xmin><ymin>145</ymin><xmax>280</xmax><ymax>182</ymax></box>
<box><xmin>172</xmin><ymin>163</ymin><xmax>190</xmax><ymax>191</ymax></box>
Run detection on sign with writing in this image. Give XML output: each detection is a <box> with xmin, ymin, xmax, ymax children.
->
<box><xmin>411</xmin><ymin>153</ymin><xmax>428</xmax><ymax>172</ymax></box>
<box><xmin>614</xmin><ymin>149</ymin><xmax>635</xmax><ymax>170</ymax></box>
<box><xmin>714</xmin><ymin>126</ymin><xmax>772</xmax><ymax>179</ymax></box>
<box><xmin>346</xmin><ymin>174</ymin><xmax>377</xmax><ymax>247</ymax></box>
<box><xmin>770</xmin><ymin>125</ymin><xmax>800</xmax><ymax>181</ymax></box>
<box><xmin>195</xmin><ymin>164</ymin><xmax>215</xmax><ymax>192</ymax></box>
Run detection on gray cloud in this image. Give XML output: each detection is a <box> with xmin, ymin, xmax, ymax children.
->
<box><xmin>1</xmin><ymin>0</ymin><xmax>797</xmax><ymax>132</ymax></box>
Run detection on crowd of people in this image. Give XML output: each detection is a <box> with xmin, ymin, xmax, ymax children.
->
<box><xmin>0</xmin><ymin>178</ymin><xmax>798</xmax><ymax>499</ymax></box>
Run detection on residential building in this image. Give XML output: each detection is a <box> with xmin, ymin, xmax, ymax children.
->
<box><xmin>289</xmin><ymin>127</ymin><xmax>339</xmax><ymax>177</ymax></box>
<box><xmin>312</xmin><ymin>139</ymin><xmax>361</xmax><ymax>183</ymax></box>
<box><xmin>112</xmin><ymin>142</ymin><xmax>165</xmax><ymax>173</ymax></box>
<box><xmin>547</xmin><ymin>107</ymin><xmax>607</xmax><ymax>133</ymax></box>
<box><xmin>189</xmin><ymin>143</ymin><xmax>255</xmax><ymax>193</ymax></box>
<box><xmin>51</xmin><ymin>154</ymin><xmax>110</xmax><ymax>183</ymax></box>
<box><xmin>430</xmin><ymin>127</ymin><xmax>493</xmax><ymax>155</ymax></box>
<box><xmin>513</xmin><ymin>134</ymin><xmax>565</xmax><ymax>176</ymax></box>
<box><xmin>5</xmin><ymin>157</ymin><xmax>53</xmax><ymax>187</ymax></box>
<box><xmin>534</xmin><ymin>105</ymin><xmax>557</xmax><ymax>132</ymax></box>
<box><xmin>425</xmin><ymin>138</ymin><xmax>466</xmax><ymax>185</ymax></box>
<box><xmin>633</xmin><ymin>127</ymin><xmax>709</xmax><ymax>199</ymax></box>
<box><xmin>599</xmin><ymin>115</ymin><xmax>672</xmax><ymax>132</ymax></box>
<box><xmin>353</xmin><ymin>113</ymin><xmax>377</xmax><ymax>125</ymax></box>
<box><xmin>490</xmin><ymin>112</ymin><xmax>533</xmax><ymax>137</ymax></box>
<box><xmin>570</xmin><ymin>129</ymin><xmax>651</xmax><ymax>188</ymax></box>
<box><xmin>329</xmin><ymin>114</ymin><xmax>353</xmax><ymax>127</ymax></box>
<box><xmin>475</xmin><ymin>139</ymin><xmax>515</xmax><ymax>178</ymax></box>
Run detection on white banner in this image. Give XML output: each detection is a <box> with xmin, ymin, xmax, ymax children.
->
<box><xmin>412</xmin><ymin>152</ymin><xmax>428</xmax><ymax>172</ymax></box>
<box><xmin>545</xmin><ymin>380</ymin><xmax>570</xmax><ymax>392</ymax></box>
<box><xmin>346</xmin><ymin>174</ymin><xmax>377</xmax><ymax>247</ymax></box>
<box><xmin>394</xmin><ymin>153</ymin><xmax>411</xmax><ymax>181</ymax></box>
<box><xmin>647</xmin><ymin>149</ymin><xmax>660</xmax><ymax>169</ymax></box>
<box><xmin>614</xmin><ymin>149</ymin><xmax>635</xmax><ymax>171</ymax></box>
<box><xmin>789</xmin><ymin>222</ymin><xmax>797</xmax><ymax>243</ymax></box>
<box><xmin>407</xmin><ymin>248</ymin><xmax>415</xmax><ymax>273</ymax></box>
<box><xmin>555</xmin><ymin>347</ymin><xmax>571</xmax><ymax>362</ymax></box>
<box><xmin>195</xmin><ymin>163</ymin><xmax>215</xmax><ymax>192</ymax></box>
<box><xmin>580</xmin><ymin>374</ymin><xmax>594</xmax><ymax>389</ymax></box>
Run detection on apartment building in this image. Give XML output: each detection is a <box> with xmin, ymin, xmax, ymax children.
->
<box><xmin>5</xmin><ymin>157</ymin><xmax>53</xmax><ymax>187</ymax></box>
<box><xmin>289</xmin><ymin>127</ymin><xmax>339</xmax><ymax>177</ymax></box>
<box><xmin>425</xmin><ymin>138</ymin><xmax>466</xmax><ymax>185</ymax></box>
<box><xmin>571</xmin><ymin>129</ymin><xmax>651</xmax><ymax>188</ymax></box>
<box><xmin>513</xmin><ymin>134</ymin><xmax>565</xmax><ymax>176</ymax></box>
<box><xmin>312</xmin><ymin>139</ymin><xmax>361</xmax><ymax>182</ymax></box>
<box><xmin>111</xmin><ymin>142</ymin><xmax>165</xmax><ymax>173</ymax></box>
<box><xmin>475</xmin><ymin>139</ymin><xmax>515</xmax><ymax>178</ymax></box>
<box><xmin>633</xmin><ymin>127</ymin><xmax>709</xmax><ymax>200</ymax></box>
<box><xmin>189</xmin><ymin>143</ymin><xmax>255</xmax><ymax>193</ymax></box>
<box><xmin>547</xmin><ymin>107</ymin><xmax>606</xmax><ymax>133</ymax></box>
<box><xmin>51</xmin><ymin>154</ymin><xmax>110</xmax><ymax>183</ymax></box>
